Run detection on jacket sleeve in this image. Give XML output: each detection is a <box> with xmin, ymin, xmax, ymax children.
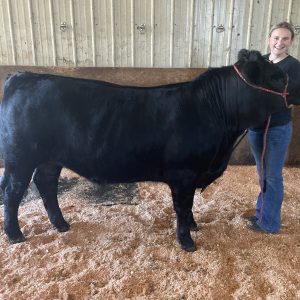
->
<box><xmin>286</xmin><ymin>62</ymin><xmax>300</xmax><ymax>105</ymax></box>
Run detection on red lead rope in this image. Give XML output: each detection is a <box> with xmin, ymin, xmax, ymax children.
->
<box><xmin>259</xmin><ymin>115</ymin><xmax>271</xmax><ymax>223</ymax></box>
<box><xmin>233</xmin><ymin>64</ymin><xmax>289</xmax><ymax>224</ymax></box>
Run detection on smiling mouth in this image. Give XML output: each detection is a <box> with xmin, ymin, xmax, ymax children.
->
<box><xmin>274</xmin><ymin>46</ymin><xmax>285</xmax><ymax>50</ymax></box>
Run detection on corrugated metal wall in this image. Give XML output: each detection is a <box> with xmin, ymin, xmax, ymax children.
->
<box><xmin>0</xmin><ymin>0</ymin><xmax>300</xmax><ymax>68</ymax></box>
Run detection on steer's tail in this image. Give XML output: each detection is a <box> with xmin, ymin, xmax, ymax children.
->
<box><xmin>2</xmin><ymin>73</ymin><xmax>14</xmax><ymax>98</ymax></box>
<box><xmin>0</xmin><ymin>108</ymin><xmax>3</xmax><ymax>168</ymax></box>
<box><xmin>0</xmin><ymin>76</ymin><xmax>7</xmax><ymax>164</ymax></box>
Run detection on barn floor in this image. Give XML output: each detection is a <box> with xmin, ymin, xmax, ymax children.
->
<box><xmin>0</xmin><ymin>166</ymin><xmax>299</xmax><ymax>300</ymax></box>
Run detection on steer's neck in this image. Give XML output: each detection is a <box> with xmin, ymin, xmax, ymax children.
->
<box><xmin>236</xmin><ymin>82</ymin><xmax>286</xmax><ymax>131</ymax></box>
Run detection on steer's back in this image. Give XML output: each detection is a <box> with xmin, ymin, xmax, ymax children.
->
<box><xmin>0</xmin><ymin>72</ymin><xmax>221</xmax><ymax>184</ymax></box>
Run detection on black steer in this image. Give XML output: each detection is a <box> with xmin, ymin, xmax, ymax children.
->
<box><xmin>0</xmin><ymin>49</ymin><xmax>297</xmax><ymax>251</ymax></box>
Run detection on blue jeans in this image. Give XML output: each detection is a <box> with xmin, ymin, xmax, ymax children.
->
<box><xmin>247</xmin><ymin>122</ymin><xmax>292</xmax><ymax>233</ymax></box>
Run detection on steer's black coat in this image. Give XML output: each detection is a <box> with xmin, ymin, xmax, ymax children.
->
<box><xmin>0</xmin><ymin>49</ymin><xmax>297</xmax><ymax>251</ymax></box>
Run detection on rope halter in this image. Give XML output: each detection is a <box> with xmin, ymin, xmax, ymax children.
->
<box><xmin>233</xmin><ymin>64</ymin><xmax>289</xmax><ymax>108</ymax></box>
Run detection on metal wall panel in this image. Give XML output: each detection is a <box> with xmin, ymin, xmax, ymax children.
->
<box><xmin>133</xmin><ymin>0</ymin><xmax>153</xmax><ymax>67</ymax></box>
<box><xmin>93</xmin><ymin>0</ymin><xmax>114</xmax><ymax>67</ymax></box>
<box><xmin>31</xmin><ymin>0</ymin><xmax>55</xmax><ymax>66</ymax></box>
<box><xmin>113</xmin><ymin>0</ymin><xmax>133</xmax><ymax>67</ymax></box>
<box><xmin>290</xmin><ymin>0</ymin><xmax>300</xmax><ymax>58</ymax></box>
<box><xmin>51</xmin><ymin>0</ymin><xmax>76</xmax><ymax>66</ymax></box>
<box><xmin>0</xmin><ymin>0</ymin><xmax>15</xmax><ymax>65</ymax></box>
<box><xmin>209</xmin><ymin>0</ymin><xmax>234</xmax><ymax>66</ymax></box>
<box><xmin>228</xmin><ymin>0</ymin><xmax>252</xmax><ymax>65</ymax></box>
<box><xmin>172</xmin><ymin>0</ymin><xmax>194</xmax><ymax>67</ymax></box>
<box><xmin>72</xmin><ymin>0</ymin><xmax>94</xmax><ymax>66</ymax></box>
<box><xmin>248</xmin><ymin>0</ymin><xmax>271</xmax><ymax>54</ymax></box>
<box><xmin>153</xmin><ymin>0</ymin><xmax>173</xmax><ymax>67</ymax></box>
<box><xmin>0</xmin><ymin>0</ymin><xmax>300</xmax><ymax>67</ymax></box>
<box><xmin>192</xmin><ymin>0</ymin><xmax>214</xmax><ymax>67</ymax></box>
<box><xmin>9</xmin><ymin>0</ymin><xmax>34</xmax><ymax>65</ymax></box>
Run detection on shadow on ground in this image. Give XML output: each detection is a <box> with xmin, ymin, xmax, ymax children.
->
<box><xmin>0</xmin><ymin>176</ymin><xmax>140</xmax><ymax>206</ymax></box>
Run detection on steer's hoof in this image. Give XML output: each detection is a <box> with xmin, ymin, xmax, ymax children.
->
<box><xmin>181</xmin><ymin>242</ymin><xmax>197</xmax><ymax>252</ymax></box>
<box><xmin>178</xmin><ymin>236</ymin><xmax>197</xmax><ymax>252</ymax></box>
<box><xmin>56</xmin><ymin>221</ymin><xmax>70</xmax><ymax>232</ymax></box>
<box><xmin>189</xmin><ymin>223</ymin><xmax>199</xmax><ymax>232</ymax></box>
<box><xmin>8</xmin><ymin>234</ymin><xmax>26</xmax><ymax>244</ymax></box>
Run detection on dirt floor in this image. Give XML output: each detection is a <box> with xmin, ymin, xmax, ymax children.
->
<box><xmin>0</xmin><ymin>166</ymin><xmax>299</xmax><ymax>300</ymax></box>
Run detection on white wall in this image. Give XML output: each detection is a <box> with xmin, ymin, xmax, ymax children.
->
<box><xmin>0</xmin><ymin>0</ymin><xmax>299</xmax><ymax>67</ymax></box>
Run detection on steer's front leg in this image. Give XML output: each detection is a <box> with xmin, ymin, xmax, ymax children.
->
<box><xmin>170</xmin><ymin>184</ymin><xmax>197</xmax><ymax>252</ymax></box>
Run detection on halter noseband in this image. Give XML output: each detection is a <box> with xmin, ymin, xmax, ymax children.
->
<box><xmin>233</xmin><ymin>64</ymin><xmax>289</xmax><ymax>108</ymax></box>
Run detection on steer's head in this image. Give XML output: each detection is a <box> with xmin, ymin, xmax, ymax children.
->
<box><xmin>235</xmin><ymin>49</ymin><xmax>300</xmax><ymax>106</ymax></box>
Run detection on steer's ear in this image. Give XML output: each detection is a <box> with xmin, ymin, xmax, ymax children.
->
<box><xmin>237</xmin><ymin>49</ymin><xmax>264</xmax><ymax>84</ymax></box>
<box><xmin>238</xmin><ymin>49</ymin><xmax>250</xmax><ymax>61</ymax></box>
<box><xmin>248</xmin><ymin>50</ymin><xmax>262</xmax><ymax>62</ymax></box>
<box><xmin>238</xmin><ymin>49</ymin><xmax>263</xmax><ymax>62</ymax></box>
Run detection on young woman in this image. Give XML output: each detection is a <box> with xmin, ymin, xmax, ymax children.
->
<box><xmin>247</xmin><ymin>21</ymin><xmax>300</xmax><ymax>233</ymax></box>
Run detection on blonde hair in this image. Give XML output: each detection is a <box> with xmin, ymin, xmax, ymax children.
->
<box><xmin>269</xmin><ymin>21</ymin><xmax>295</xmax><ymax>40</ymax></box>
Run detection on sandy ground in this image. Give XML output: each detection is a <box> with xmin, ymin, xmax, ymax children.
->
<box><xmin>0</xmin><ymin>165</ymin><xmax>299</xmax><ymax>300</ymax></box>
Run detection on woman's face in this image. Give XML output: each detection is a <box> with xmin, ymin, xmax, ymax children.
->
<box><xmin>269</xmin><ymin>28</ymin><xmax>293</xmax><ymax>56</ymax></box>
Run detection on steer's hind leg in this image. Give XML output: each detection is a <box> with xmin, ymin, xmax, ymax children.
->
<box><xmin>170</xmin><ymin>183</ymin><xmax>197</xmax><ymax>252</ymax></box>
<box><xmin>2</xmin><ymin>167</ymin><xmax>34</xmax><ymax>243</ymax></box>
<box><xmin>33</xmin><ymin>164</ymin><xmax>70</xmax><ymax>232</ymax></box>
